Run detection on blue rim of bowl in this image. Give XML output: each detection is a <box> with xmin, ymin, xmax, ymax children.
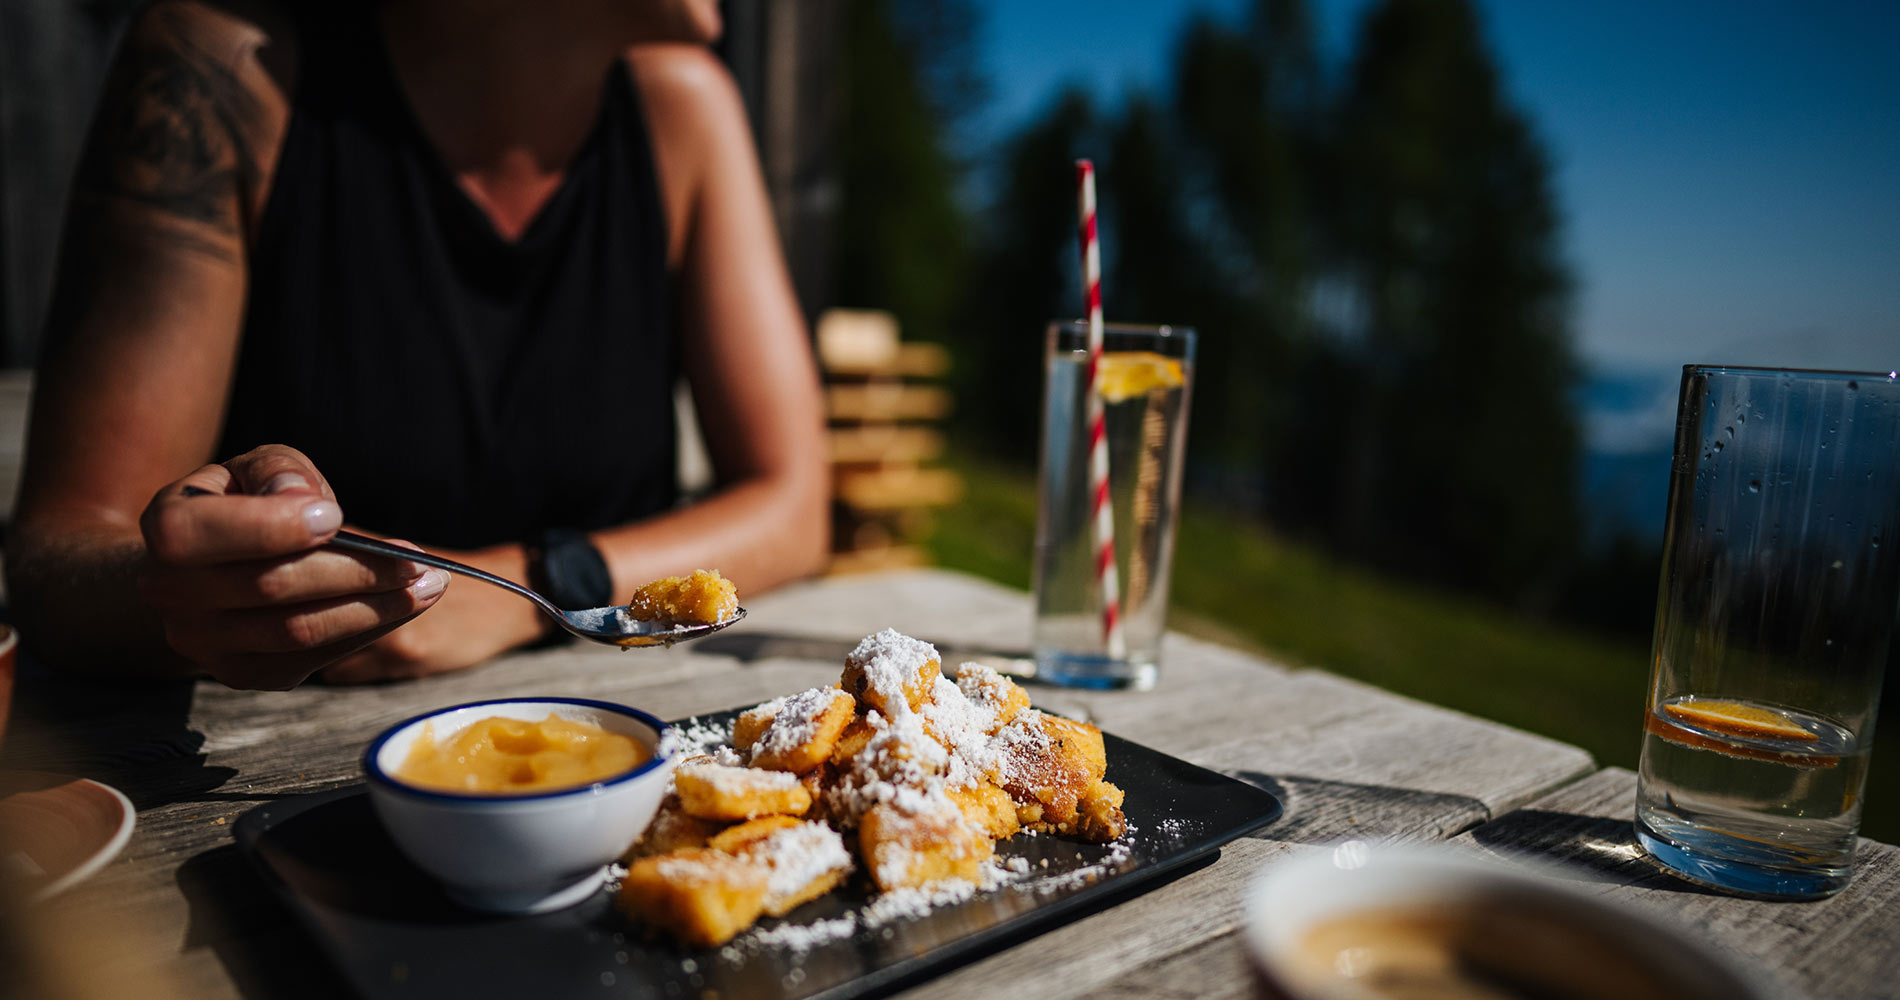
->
<box><xmin>362</xmin><ymin>697</ymin><xmax>674</xmax><ymax>803</ymax></box>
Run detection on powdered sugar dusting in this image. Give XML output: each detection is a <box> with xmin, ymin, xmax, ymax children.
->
<box><xmin>659</xmin><ymin>721</ymin><xmax>740</xmax><ymax>794</ymax></box>
<box><xmin>751</xmin><ymin>687</ymin><xmax>851</xmax><ymax>764</ymax></box>
<box><xmin>747</xmin><ymin>913</ymin><xmax>859</xmax><ymax>952</ymax></box>
<box><xmin>921</xmin><ymin>675</ymin><xmax>1003</xmax><ymax>787</ymax></box>
<box><xmin>955</xmin><ymin>662</ymin><xmax>1016</xmax><ymax>722</ymax></box>
<box><xmin>680</xmin><ymin>759</ymin><xmax>802</xmax><ymax>796</ymax></box>
<box><xmin>665</xmin><ymin>718</ymin><xmax>733</xmax><ymax>759</ymax></box>
<box><xmin>993</xmin><ymin>709</ymin><xmax>1057</xmax><ymax>790</ymax></box>
<box><xmin>750</xmin><ymin>822</ymin><xmax>853</xmax><ymax>905</ymax></box>
<box><xmin>825</xmin><ymin>702</ymin><xmax>971</xmax><ymax>825</ymax></box>
<box><xmin>825</xmin><ymin>658</ymin><xmax>1020</xmax><ymax>824</ymax></box>
<box><xmin>859</xmin><ymin>876</ymin><xmax>981</xmax><ymax>925</ymax></box>
<box><xmin>654</xmin><ymin>851</ymin><xmax>759</xmax><ymax>886</ymax></box>
<box><xmin>1018</xmin><ymin>837</ymin><xmax>1135</xmax><ymax>894</ymax></box>
<box><xmin>845</xmin><ymin>628</ymin><xmax>938</xmax><ymax>710</ymax></box>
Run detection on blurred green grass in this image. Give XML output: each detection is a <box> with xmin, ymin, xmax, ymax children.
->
<box><xmin>927</xmin><ymin>454</ymin><xmax>1899</xmax><ymax>840</ymax></box>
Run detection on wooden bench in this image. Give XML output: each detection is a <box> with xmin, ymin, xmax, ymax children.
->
<box><xmin>816</xmin><ymin>309</ymin><xmax>963</xmax><ymax>575</ymax></box>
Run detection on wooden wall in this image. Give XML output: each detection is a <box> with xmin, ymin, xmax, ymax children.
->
<box><xmin>0</xmin><ymin>0</ymin><xmax>138</xmax><ymax>368</ymax></box>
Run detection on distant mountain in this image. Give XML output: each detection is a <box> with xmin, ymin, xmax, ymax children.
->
<box><xmin>1573</xmin><ymin>330</ymin><xmax>1899</xmax><ymax>547</ymax></box>
<box><xmin>1577</xmin><ymin>368</ymin><xmax>1678</xmax><ymax>544</ymax></box>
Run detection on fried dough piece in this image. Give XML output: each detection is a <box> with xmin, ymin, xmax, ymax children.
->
<box><xmin>709</xmin><ymin>818</ymin><xmax>855</xmax><ymax>917</ymax></box>
<box><xmin>842</xmin><ymin>629</ymin><xmax>941</xmax><ymax>715</ymax></box>
<box><xmin>731</xmin><ymin>701</ymin><xmax>780</xmax><ymax>755</ymax></box>
<box><xmin>826</xmin><ymin>713</ymin><xmax>953</xmax><ymax>827</ymax></box>
<box><xmin>798</xmin><ymin>763</ymin><xmax>834</xmax><ymax>824</ymax></box>
<box><xmin>829</xmin><ymin>717</ymin><xmax>877</xmax><ymax>767</ymax></box>
<box><xmin>858</xmin><ymin>803</ymin><xmax>994</xmax><ymax>892</ymax></box>
<box><xmin>834</xmin><ymin>710</ymin><xmax>950</xmax><ymax>782</ymax></box>
<box><xmin>948</xmin><ymin>781</ymin><xmax>1021</xmax><ymax>840</ymax></box>
<box><xmin>626</xmin><ymin>794</ymin><xmax>728</xmax><ymax>858</ymax></box>
<box><xmin>953</xmin><ymin>662</ymin><xmax>1031</xmax><ymax>733</ymax></box>
<box><xmin>707</xmin><ymin>815</ymin><xmax>804</xmax><ymax>852</ymax></box>
<box><xmin>618</xmin><ymin>849</ymin><xmax>769</xmax><ymax>948</ymax></box>
<box><xmin>917</xmin><ymin>675</ymin><xmax>1010</xmax><ymax>788</ymax></box>
<box><xmin>748</xmin><ymin>687</ymin><xmax>856</xmax><ymax>774</ymax></box>
<box><xmin>1075</xmin><ymin>779</ymin><xmax>1128</xmax><ymax>842</ymax></box>
<box><xmin>675</xmin><ymin>760</ymin><xmax>812</xmax><ymax>821</ymax></box>
<box><xmin>997</xmin><ymin>711</ymin><xmax>1103</xmax><ymax>831</ymax></box>
<box><xmin>625</xmin><ymin>569</ymin><xmax>738</xmax><ymax>625</ymax></box>
<box><xmin>1041</xmin><ymin>714</ymin><xmax>1108</xmax><ymax>780</ymax></box>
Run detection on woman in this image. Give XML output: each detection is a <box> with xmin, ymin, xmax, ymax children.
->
<box><xmin>5</xmin><ymin>0</ymin><xmax>829</xmax><ymax>690</ymax></box>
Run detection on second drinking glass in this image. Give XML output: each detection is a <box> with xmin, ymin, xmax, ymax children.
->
<box><xmin>1031</xmin><ymin>321</ymin><xmax>1196</xmax><ymax>690</ymax></box>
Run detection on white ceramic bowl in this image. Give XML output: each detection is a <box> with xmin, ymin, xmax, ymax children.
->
<box><xmin>363</xmin><ymin>697</ymin><xmax>676</xmax><ymax>914</ymax></box>
<box><xmin>1244</xmin><ymin>841</ymin><xmax>1770</xmax><ymax>1000</ymax></box>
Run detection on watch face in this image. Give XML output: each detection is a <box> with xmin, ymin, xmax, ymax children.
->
<box><xmin>537</xmin><ymin>530</ymin><xmax>614</xmax><ymax>610</ymax></box>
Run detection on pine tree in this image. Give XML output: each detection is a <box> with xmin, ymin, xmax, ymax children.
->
<box><xmin>1327</xmin><ymin>0</ymin><xmax>1581</xmax><ymax>604</ymax></box>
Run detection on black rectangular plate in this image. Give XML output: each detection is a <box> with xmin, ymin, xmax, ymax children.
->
<box><xmin>234</xmin><ymin>711</ymin><xmax>1281</xmax><ymax>1000</ymax></box>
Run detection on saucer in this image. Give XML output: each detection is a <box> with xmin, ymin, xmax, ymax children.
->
<box><xmin>0</xmin><ymin>771</ymin><xmax>137</xmax><ymax>900</ymax></box>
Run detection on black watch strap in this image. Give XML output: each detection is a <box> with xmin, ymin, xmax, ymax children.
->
<box><xmin>527</xmin><ymin>528</ymin><xmax>614</xmax><ymax>610</ymax></box>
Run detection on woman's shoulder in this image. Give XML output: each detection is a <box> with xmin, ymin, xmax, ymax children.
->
<box><xmin>118</xmin><ymin>0</ymin><xmax>302</xmax><ymax>87</ymax></box>
<box><xmin>622</xmin><ymin>44</ymin><xmax>757</xmax><ymax>267</ymax></box>
<box><xmin>624</xmin><ymin>44</ymin><xmax>743</xmax><ymax>122</ymax></box>
<box><xmin>105</xmin><ymin>0</ymin><xmax>301</xmax><ymax>233</ymax></box>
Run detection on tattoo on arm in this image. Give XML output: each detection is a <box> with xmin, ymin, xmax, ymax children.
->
<box><xmin>71</xmin><ymin>7</ymin><xmax>267</xmax><ymax>259</ymax></box>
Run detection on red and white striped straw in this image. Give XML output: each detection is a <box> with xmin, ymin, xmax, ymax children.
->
<box><xmin>1075</xmin><ymin>160</ymin><xmax>1126</xmax><ymax>661</ymax></box>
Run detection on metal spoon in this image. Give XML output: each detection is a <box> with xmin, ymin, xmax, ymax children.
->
<box><xmin>327</xmin><ymin>529</ymin><xmax>745</xmax><ymax>647</ymax></box>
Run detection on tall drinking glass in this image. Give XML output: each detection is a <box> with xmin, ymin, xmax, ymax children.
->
<box><xmin>1634</xmin><ymin>366</ymin><xmax>1900</xmax><ymax>898</ymax></box>
<box><xmin>1032</xmin><ymin>321</ymin><xmax>1195</xmax><ymax>690</ymax></box>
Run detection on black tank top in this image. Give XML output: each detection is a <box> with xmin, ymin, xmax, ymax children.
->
<box><xmin>221</xmin><ymin>6</ymin><xmax>678</xmax><ymax>549</ymax></box>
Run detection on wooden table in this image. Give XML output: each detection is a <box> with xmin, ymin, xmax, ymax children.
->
<box><xmin>4</xmin><ymin>568</ymin><xmax>1895</xmax><ymax>998</ymax></box>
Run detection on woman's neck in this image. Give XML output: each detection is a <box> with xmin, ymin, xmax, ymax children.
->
<box><xmin>379</xmin><ymin>0</ymin><xmax>625</xmax><ymax>238</ymax></box>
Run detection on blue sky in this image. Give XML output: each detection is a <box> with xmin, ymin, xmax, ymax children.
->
<box><xmin>969</xmin><ymin>0</ymin><xmax>1900</xmax><ymax>387</ymax></box>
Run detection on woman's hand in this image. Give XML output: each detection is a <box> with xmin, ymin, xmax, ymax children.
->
<box><xmin>136</xmin><ymin>445</ymin><xmax>449</xmax><ymax>690</ymax></box>
<box><xmin>315</xmin><ymin>544</ymin><xmax>547</xmax><ymax>684</ymax></box>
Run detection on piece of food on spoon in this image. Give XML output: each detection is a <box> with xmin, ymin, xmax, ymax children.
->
<box><xmin>624</xmin><ymin>569</ymin><xmax>739</xmax><ymax>625</ymax></box>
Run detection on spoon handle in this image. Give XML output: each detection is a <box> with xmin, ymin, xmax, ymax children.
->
<box><xmin>328</xmin><ymin>529</ymin><xmax>566</xmax><ymax>619</ymax></box>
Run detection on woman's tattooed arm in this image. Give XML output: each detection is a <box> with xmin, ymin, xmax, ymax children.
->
<box><xmin>68</xmin><ymin>4</ymin><xmax>271</xmax><ymax>263</ymax></box>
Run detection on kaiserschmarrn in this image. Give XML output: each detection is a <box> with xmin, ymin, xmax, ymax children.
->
<box><xmin>616</xmin><ymin>628</ymin><xmax>1129</xmax><ymax>946</ymax></box>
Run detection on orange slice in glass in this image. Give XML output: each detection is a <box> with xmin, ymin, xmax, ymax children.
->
<box><xmin>1661</xmin><ymin>699</ymin><xmax>1817</xmax><ymax>742</ymax></box>
<box><xmin>1096</xmin><ymin>351</ymin><xmax>1184</xmax><ymax>403</ymax></box>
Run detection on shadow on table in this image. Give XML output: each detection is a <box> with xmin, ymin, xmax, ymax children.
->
<box><xmin>0</xmin><ymin>652</ymin><xmax>237</xmax><ymax>810</ymax></box>
<box><xmin>1468</xmin><ymin>808</ymin><xmax>1732</xmax><ymax>897</ymax></box>
<box><xmin>1227</xmin><ymin>771</ymin><xmax>1490</xmax><ymax>845</ymax></box>
<box><xmin>178</xmin><ymin>844</ymin><xmax>356</xmax><ymax>1000</ymax></box>
<box><xmin>1228</xmin><ymin>770</ymin><xmax>1727</xmax><ymax>896</ymax></box>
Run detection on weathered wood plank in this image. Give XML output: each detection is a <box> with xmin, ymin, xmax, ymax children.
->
<box><xmin>900</xmin><ymin>838</ymin><xmax>1300</xmax><ymax>1000</ymax></box>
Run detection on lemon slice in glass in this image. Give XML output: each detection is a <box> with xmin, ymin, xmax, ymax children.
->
<box><xmin>1662</xmin><ymin>699</ymin><xmax>1817</xmax><ymax>742</ymax></box>
<box><xmin>1096</xmin><ymin>351</ymin><xmax>1184</xmax><ymax>403</ymax></box>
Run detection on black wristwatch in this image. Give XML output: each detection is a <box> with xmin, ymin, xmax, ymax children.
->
<box><xmin>527</xmin><ymin>528</ymin><xmax>614</xmax><ymax>611</ymax></box>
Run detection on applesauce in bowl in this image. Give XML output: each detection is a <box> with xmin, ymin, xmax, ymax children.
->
<box><xmin>394</xmin><ymin>712</ymin><xmax>650</xmax><ymax>794</ymax></box>
<box><xmin>364</xmin><ymin>697</ymin><xmax>675</xmax><ymax>914</ymax></box>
